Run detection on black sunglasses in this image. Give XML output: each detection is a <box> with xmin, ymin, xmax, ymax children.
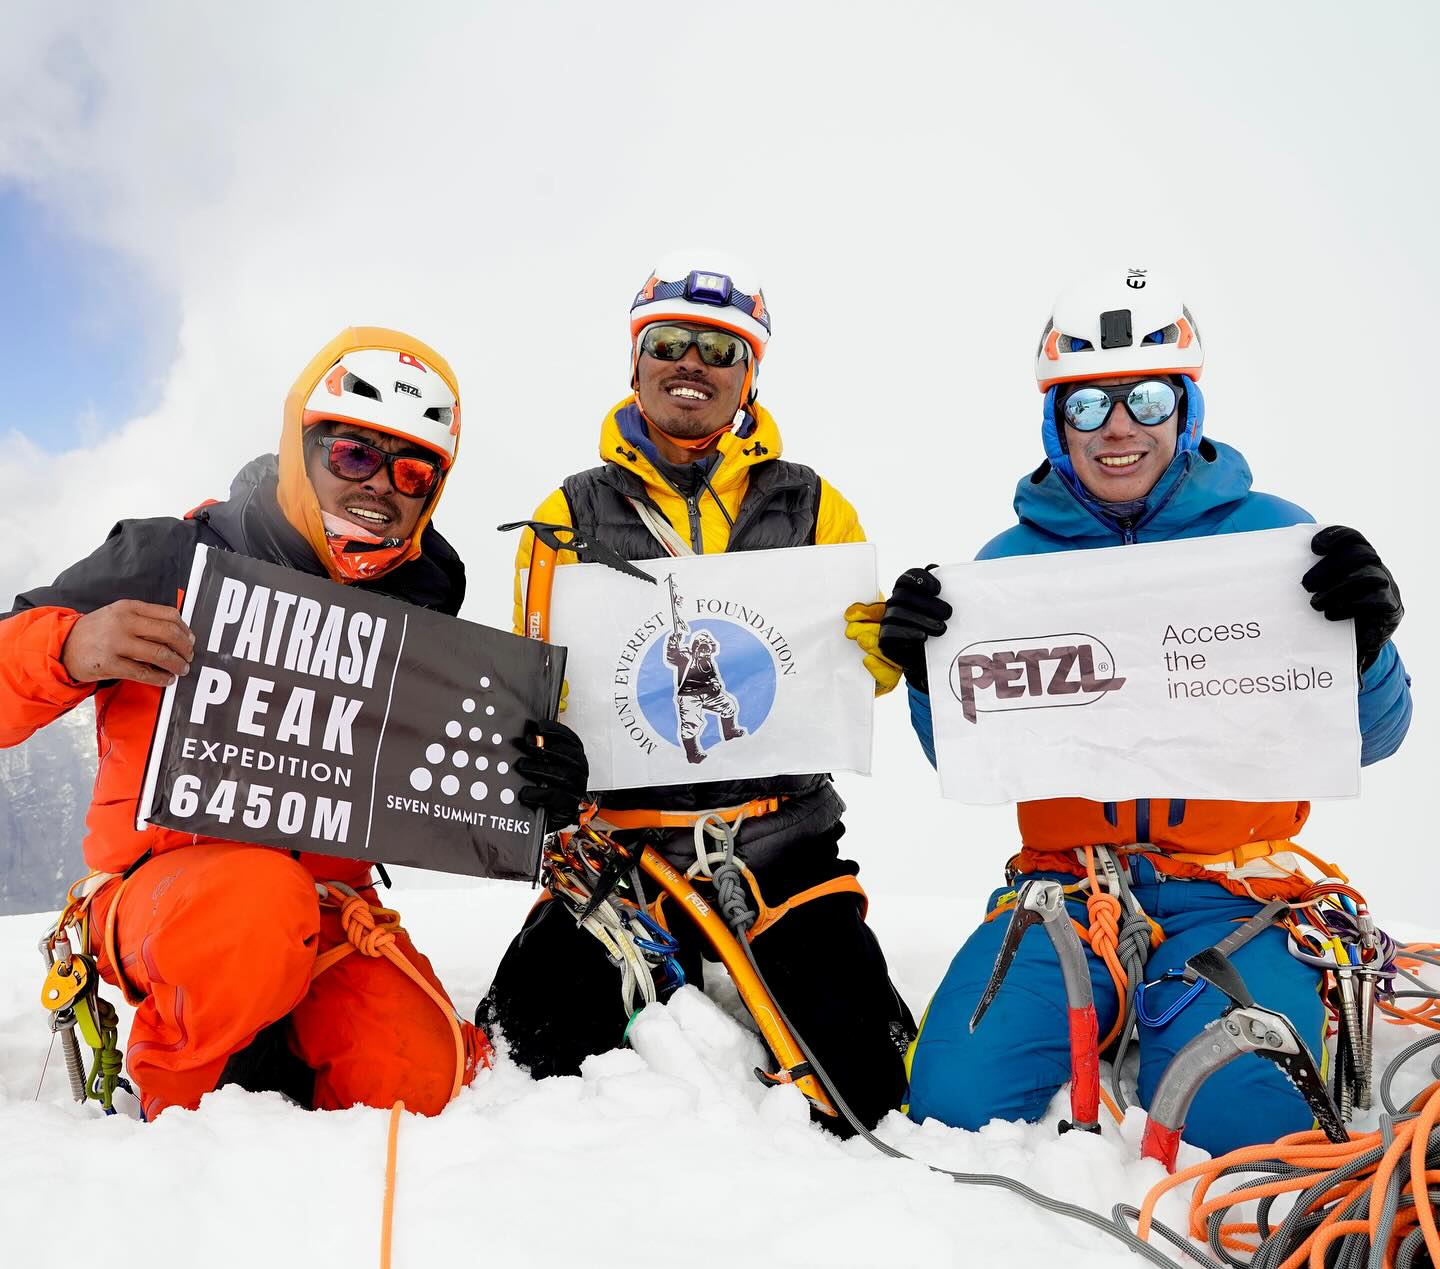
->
<box><xmin>313</xmin><ymin>433</ymin><xmax>441</xmax><ymax>498</ymax></box>
<box><xmin>639</xmin><ymin>324</ymin><xmax>749</xmax><ymax>368</ymax></box>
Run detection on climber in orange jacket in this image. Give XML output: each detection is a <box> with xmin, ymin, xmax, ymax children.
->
<box><xmin>1</xmin><ymin>328</ymin><xmax>589</xmax><ymax>1119</ymax></box>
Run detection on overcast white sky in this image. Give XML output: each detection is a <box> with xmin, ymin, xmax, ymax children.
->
<box><xmin>1</xmin><ymin>1</ymin><xmax>1433</xmax><ymax>920</ymax></box>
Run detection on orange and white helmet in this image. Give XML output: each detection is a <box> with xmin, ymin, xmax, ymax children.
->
<box><xmin>302</xmin><ymin>342</ymin><xmax>460</xmax><ymax>466</ymax></box>
<box><xmin>1035</xmin><ymin>268</ymin><xmax>1203</xmax><ymax>392</ymax></box>
<box><xmin>630</xmin><ymin>251</ymin><xmax>770</xmax><ymax>402</ymax></box>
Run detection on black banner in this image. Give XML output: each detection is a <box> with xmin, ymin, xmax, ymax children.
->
<box><xmin>138</xmin><ymin>545</ymin><xmax>565</xmax><ymax>880</ymax></box>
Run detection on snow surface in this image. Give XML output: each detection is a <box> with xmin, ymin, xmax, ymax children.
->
<box><xmin>1</xmin><ymin>880</ymin><xmax>1435</xmax><ymax>1268</ymax></box>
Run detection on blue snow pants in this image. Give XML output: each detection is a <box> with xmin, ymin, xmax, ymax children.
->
<box><xmin>906</xmin><ymin>859</ymin><xmax>1327</xmax><ymax>1157</ymax></box>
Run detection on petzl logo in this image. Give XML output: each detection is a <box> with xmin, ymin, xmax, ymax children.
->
<box><xmin>949</xmin><ymin>634</ymin><xmax>1125</xmax><ymax>723</ymax></box>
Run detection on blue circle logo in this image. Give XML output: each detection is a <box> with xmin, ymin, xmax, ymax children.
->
<box><xmin>636</xmin><ymin>620</ymin><xmax>778</xmax><ymax>748</ymax></box>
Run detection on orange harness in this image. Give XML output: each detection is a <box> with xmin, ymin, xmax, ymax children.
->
<box><xmin>588</xmin><ymin>798</ymin><xmax>867</xmax><ymax>941</ymax></box>
<box><xmin>593</xmin><ymin>797</ymin><xmax>783</xmax><ymax>832</ymax></box>
<box><xmin>1010</xmin><ymin>837</ymin><xmax>1347</xmax><ymax>904</ymax></box>
<box><xmin>637</xmin><ymin>861</ymin><xmax>868</xmax><ymax>943</ymax></box>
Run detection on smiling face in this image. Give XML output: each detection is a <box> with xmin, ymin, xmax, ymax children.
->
<box><xmin>305</xmin><ymin>421</ymin><xmax>434</xmax><ymax>541</ymax></box>
<box><xmin>634</xmin><ymin>322</ymin><xmax>748</xmax><ymax>449</ymax></box>
<box><xmin>1062</xmin><ymin>375</ymin><xmax>1180</xmax><ymax>503</ymax></box>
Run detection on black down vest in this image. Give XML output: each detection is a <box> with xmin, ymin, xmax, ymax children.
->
<box><xmin>560</xmin><ymin>456</ymin><xmax>846</xmax><ymax>859</ymax></box>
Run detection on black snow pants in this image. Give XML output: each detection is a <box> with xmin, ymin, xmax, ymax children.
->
<box><xmin>479</xmin><ymin>822</ymin><xmax>915</xmax><ymax>1136</ymax></box>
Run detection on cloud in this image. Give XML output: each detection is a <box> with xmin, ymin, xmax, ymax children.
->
<box><xmin>0</xmin><ymin>1</ymin><xmax>1435</xmax><ymax>918</ymax></box>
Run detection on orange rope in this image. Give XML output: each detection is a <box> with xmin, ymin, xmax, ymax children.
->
<box><xmin>313</xmin><ymin>884</ymin><xmax>469</xmax><ymax>1104</ymax></box>
<box><xmin>1136</xmin><ymin>1081</ymin><xmax>1440</xmax><ymax>1268</ymax></box>
<box><xmin>1080</xmin><ymin>848</ymin><xmax>1131</xmax><ymax>1052</ymax></box>
<box><xmin>1381</xmin><ymin>943</ymin><xmax>1440</xmax><ymax>1030</ymax></box>
<box><xmin>1098</xmin><ymin>1083</ymin><xmax>1125</xmax><ymax>1128</ymax></box>
<box><xmin>380</xmin><ymin>1099</ymin><xmax>403</xmax><ymax>1269</ymax></box>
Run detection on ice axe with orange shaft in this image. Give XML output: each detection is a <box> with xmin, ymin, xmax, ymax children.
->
<box><xmin>970</xmin><ymin>879</ymin><xmax>1101</xmax><ymax>1134</ymax></box>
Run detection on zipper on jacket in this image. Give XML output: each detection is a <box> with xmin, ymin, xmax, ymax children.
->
<box><xmin>685</xmin><ymin>495</ymin><xmax>703</xmax><ymax>554</ymax></box>
<box><xmin>1135</xmin><ymin>797</ymin><xmax>1150</xmax><ymax>843</ymax></box>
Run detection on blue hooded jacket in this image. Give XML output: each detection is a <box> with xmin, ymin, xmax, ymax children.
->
<box><xmin>909</xmin><ymin>382</ymin><xmax>1412</xmax><ymax>768</ymax></box>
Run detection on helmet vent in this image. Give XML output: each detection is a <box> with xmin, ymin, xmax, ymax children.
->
<box><xmin>343</xmin><ymin>372</ymin><xmax>382</xmax><ymax>402</ymax></box>
<box><xmin>422</xmin><ymin>406</ymin><xmax>453</xmax><ymax>425</ymax></box>
<box><xmin>1058</xmin><ymin>334</ymin><xmax>1093</xmax><ymax>353</ymax></box>
<box><xmin>1146</xmin><ymin>324</ymin><xmax>1180</xmax><ymax>345</ymax></box>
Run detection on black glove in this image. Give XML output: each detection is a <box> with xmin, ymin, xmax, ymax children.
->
<box><xmin>878</xmin><ymin>565</ymin><xmax>952</xmax><ymax>694</ymax></box>
<box><xmin>514</xmin><ymin>719</ymin><xmax>590</xmax><ymax>831</ymax></box>
<box><xmin>1302</xmin><ymin>525</ymin><xmax>1403</xmax><ymax>673</ymax></box>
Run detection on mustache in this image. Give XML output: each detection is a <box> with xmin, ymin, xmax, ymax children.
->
<box><xmin>661</xmin><ymin>368</ymin><xmax>716</xmax><ymax>391</ymax></box>
<box><xmin>341</xmin><ymin>494</ymin><xmax>399</xmax><ymax>518</ymax></box>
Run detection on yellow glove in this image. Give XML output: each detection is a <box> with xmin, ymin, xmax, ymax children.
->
<box><xmin>558</xmin><ymin>678</ymin><xmax>569</xmax><ymax>714</ymax></box>
<box><xmin>844</xmin><ymin>600</ymin><xmax>903</xmax><ymax>697</ymax></box>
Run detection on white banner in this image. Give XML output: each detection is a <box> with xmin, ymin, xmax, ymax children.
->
<box><xmin>925</xmin><ymin>526</ymin><xmax>1360</xmax><ymax>804</ymax></box>
<box><xmin>546</xmin><ymin>543</ymin><xmax>877</xmax><ymax>791</ymax></box>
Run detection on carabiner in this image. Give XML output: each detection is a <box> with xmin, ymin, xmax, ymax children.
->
<box><xmin>1136</xmin><ymin>971</ymin><xmax>1206</xmax><ymax>1027</ymax></box>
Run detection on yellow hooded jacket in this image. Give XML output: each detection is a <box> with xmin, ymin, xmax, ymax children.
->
<box><xmin>512</xmin><ymin>396</ymin><xmax>865</xmax><ymax>631</ymax></box>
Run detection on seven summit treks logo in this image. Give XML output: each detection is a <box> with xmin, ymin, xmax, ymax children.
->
<box><xmin>948</xmin><ymin>633</ymin><xmax>1125</xmax><ymax>723</ymax></box>
<box><xmin>612</xmin><ymin>573</ymin><xmax>792</xmax><ymax>765</ymax></box>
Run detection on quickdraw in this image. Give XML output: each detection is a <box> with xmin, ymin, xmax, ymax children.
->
<box><xmin>544</xmin><ymin>813</ymin><xmax>837</xmax><ymax>1116</ymax></box>
<box><xmin>37</xmin><ymin>891</ymin><xmax>137</xmax><ymax>1117</ymax></box>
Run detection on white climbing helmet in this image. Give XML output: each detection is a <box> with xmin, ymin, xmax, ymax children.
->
<box><xmin>629</xmin><ymin>250</ymin><xmax>771</xmax><ymax>360</ymax></box>
<box><xmin>1035</xmin><ymin>268</ymin><xmax>1204</xmax><ymax>392</ymax></box>
<box><xmin>302</xmin><ymin>344</ymin><xmax>460</xmax><ymax>465</ymax></box>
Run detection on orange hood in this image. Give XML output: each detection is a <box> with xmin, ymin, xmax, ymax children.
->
<box><xmin>277</xmin><ymin>326</ymin><xmax>461</xmax><ymax>584</ymax></box>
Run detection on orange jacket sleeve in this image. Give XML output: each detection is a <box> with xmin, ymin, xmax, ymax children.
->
<box><xmin>0</xmin><ymin>606</ymin><xmax>95</xmax><ymax>746</ymax></box>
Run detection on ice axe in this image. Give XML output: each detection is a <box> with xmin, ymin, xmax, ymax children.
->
<box><xmin>1141</xmin><ymin>947</ymin><xmax>1346</xmax><ymax>1171</ymax></box>
<box><xmin>970</xmin><ymin>879</ymin><xmax>1101</xmax><ymax>1134</ymax></box>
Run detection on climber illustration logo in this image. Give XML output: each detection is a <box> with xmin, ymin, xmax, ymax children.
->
<box><xmin>608</xmin><ymin>573</ymin><xmax>788</xmax><ymax>763</ymax></box>
<box><xmin>661</xmin><ymin>575</ymin><xmax>745</xmax><ymax>764</ymax></box>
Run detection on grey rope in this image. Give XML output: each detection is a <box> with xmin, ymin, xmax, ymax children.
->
<box><xmin>704</xmin><ymin>848</ymin><xmax>1203</xmax><ymax>1267</ymax></box>
<box><xmin>1378</xmin><ymin>1029</ymin><xmax>1440</xmax><ymax>1117</ymax></box>
<box><xmin>1107</xmin><ymin>906</ymin><xmax>1157</xmax><ymax>1112</ymax></box>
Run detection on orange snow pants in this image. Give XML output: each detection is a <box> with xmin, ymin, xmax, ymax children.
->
<box><xmin>88</xmin><ymin>843</ymin><xmax>482</xmax><ymax>1120</ymax></box>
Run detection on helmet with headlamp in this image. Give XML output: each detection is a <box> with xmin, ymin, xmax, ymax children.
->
<box><xmin>630</xmin><ymin>251</ymin><xmax>770</xmax><ymax>404</ymax></box>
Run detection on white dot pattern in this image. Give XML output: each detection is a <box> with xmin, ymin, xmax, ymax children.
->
<box><xmin>406</xmin><ymin>677</ymin><xmax>523</xmax><ymax>809</ymax></box>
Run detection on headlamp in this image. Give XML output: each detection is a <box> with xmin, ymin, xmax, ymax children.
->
<box><xmin>685</xmin><ymin>270</ymin><xmax>733</xmax><ymax>307</ymax></box>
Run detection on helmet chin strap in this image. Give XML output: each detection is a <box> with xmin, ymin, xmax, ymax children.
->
<box><xmin>634</xmin><ymin>395</ymin><xmax>747</xmax><ymax>451</ymax></box>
